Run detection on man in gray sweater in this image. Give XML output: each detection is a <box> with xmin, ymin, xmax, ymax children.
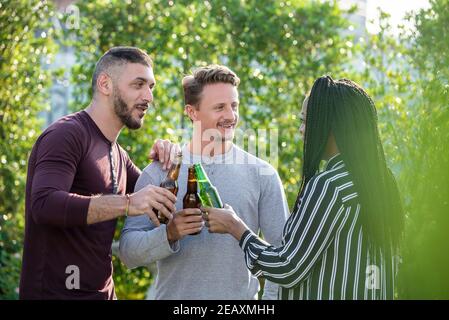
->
<box><xmin>119</xmin><ymin>65</ymin><xmax>289</xmax><ymax>299</ymax></box>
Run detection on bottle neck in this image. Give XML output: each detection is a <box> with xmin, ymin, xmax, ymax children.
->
<box><xmin>194</xmin><ymin>164</ymin><xmax>209</xmax><ymax>184</ymax></box>
<box><xmin>186</xmin><ymin>168</ymin><xmax>197</xmax><ymax>192</ymax></box>
<box><xmin>167</xmin><ymin>153</ymin><xmax>183</xmax><ymax>180</ymax></box>
<box><xmin>167</xmin><ymin>162</ymin><xmax>181</xmax><ymax>180</ymax></box>
<box><xmin>186</xmin><ymin>180</ymin><xmax>197</xmax><ymax>192</ymax></box>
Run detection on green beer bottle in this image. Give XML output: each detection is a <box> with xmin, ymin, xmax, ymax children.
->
<box><xmin>193</xmin><ymin>163</ymin><xmax>223</xmax><ymax>208</ymax></box>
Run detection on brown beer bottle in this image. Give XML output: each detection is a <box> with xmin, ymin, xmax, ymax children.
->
<box><xmin>183</xmin><ymin>165</ymin><xmax>202</xmax><ymax>235</ymax></box>
<box><xmin>155</xmin><ymin>152</ymin><xmax>182</xmax><ymax>224</ymax></box>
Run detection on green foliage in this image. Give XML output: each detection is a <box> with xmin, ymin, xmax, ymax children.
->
<box><xmin>0</xmin><ymin>0</ymin><xmax>57</xmax><ymax>299</ymax></box>
<box><xmin>396</xmin><ymin>0</ymin><xmax>449</xmax><ymax>299</ymax></box>
<box><xmin>65</xmin><ymin>0</ymin><xmax>352</xmax><ymax>299</ymax></box>
<box><xmin>351</xmin><ymin>2</ymin><xmax>449</xmax><ymax>299</ymax></box>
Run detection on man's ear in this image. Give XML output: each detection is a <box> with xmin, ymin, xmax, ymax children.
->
<box><xmin>185</xmin><ymin>104</ymin><xmax>198</xmax><ymax>121</ymax></box>
<box><xmin>96</xmin><ymin>73</ymin><xmax>113</xmax><ymax>96</ymax></box>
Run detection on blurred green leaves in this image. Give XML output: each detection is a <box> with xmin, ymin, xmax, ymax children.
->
<box><xmin>396</xmin><ymin>0</ymin><xmax>449</xmax><ymax>299</ymax></box>
<box><xmin>352</xmin><ymin>0</ymin><xmax>449</xmax><ymax>299</ymax></box>
<box><xmin>0</xmin><ymin>0</ymin><xmax>57</xmax><ymax>299</ymax></box>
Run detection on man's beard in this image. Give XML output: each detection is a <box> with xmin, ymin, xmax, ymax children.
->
<box><xmin>113</xmin><ymin>89</ymin><xmax>143</xmax><ymax>130</ymax></box>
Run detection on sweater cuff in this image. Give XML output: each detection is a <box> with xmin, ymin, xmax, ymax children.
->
<box><xmin>140</xmin><ymin>224</ymin><xmax>180</xmax><ymax>263</ymax></box>
<box><xmin>161</xmin><ymin>224</ymin><xmax>180</xmax><ymax>254</ymax></box>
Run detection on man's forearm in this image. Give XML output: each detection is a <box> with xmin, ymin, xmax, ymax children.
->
<box><xmin>87</xmin><ymin>194</ymin><xmax>127</xmax><ymax>225</ymax></box>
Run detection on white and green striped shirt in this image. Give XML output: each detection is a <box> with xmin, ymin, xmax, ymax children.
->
<box><xmin>239</xmin><ymin>154</ymin><xmax>396</xmax><ymax>300</ymax></box>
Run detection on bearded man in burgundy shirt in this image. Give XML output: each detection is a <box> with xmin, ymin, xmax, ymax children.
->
<box><xmin>19</xmin><ymin>47</ymin><xmax>179</xmax><ymax>299</ymax></box>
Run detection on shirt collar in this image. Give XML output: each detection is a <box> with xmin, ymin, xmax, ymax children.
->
<box><xmin>181</xmin><ymin>143</ymin><xmax>236</xmax><ymax>165</ymax></box>
<box><xmin>325</xmin><ymin>153</ymin><xmax>344</xmax><ymax>170</ymax></box>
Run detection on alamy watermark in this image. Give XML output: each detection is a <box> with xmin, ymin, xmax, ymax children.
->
<box><xmin>65</xmin><ymin>265</ymin><xmax>80</xmax><ymax>290</ymax></box>
<box><xmin>52</xmin><ymin>4</ymin><xmax>80</xmax><ymax>31</ymax></box>
<box><xmin>365</xmin><ymin>265</ymin><xmax>380</xmax><ymax>290</ymax></box>
<box><xmin>168</xmin><ymin>121</ymin><xmax>280</xmax><ymax>176</ymax></box>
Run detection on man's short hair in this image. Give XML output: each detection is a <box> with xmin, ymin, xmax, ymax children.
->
<box><xmin>91</xmin><ymin>46</ymin><xmax>153</xmax><ymax>94</ymax></box>
<box><xmin>182</xmin><ymin>65</ymin><xmax>240</xmax><ymax>108</ymax></box>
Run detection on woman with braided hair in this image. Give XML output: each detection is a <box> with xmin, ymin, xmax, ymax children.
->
<box><xmin>205</xmin><ymin>75</ymin><xmax>404</xmax><ymax>300</ymax></box>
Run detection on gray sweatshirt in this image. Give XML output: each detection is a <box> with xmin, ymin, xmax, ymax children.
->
<box><xmin>119</xmin><ymin>144</ymin><xmax>289</xmax><ymax>300</ymax></box>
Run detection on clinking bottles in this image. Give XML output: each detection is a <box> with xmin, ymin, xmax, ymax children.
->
<box><xmin>155</xmin><ymin>152</ymin><xmax>182</xmax><ymax>224</ymax></box>
<box><xmin>193</xmin><ymin>163</ymin><xmax>223</xmax><ymax>208</ymax></box>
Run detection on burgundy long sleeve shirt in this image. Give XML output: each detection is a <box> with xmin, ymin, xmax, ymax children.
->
<box><xmin>19</xmin><ymin>110</ymin><xmax>140</xmax><ymax>299</ymax></box>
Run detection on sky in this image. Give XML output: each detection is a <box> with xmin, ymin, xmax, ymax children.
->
<box><xmin>365</xmin><ymin>0</ymin><xmax>431</xmax><ymax>34</ymax></box>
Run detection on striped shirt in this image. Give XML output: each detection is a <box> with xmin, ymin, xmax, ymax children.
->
<box><xmin>239</xmin><ymin>154</ymin><xmax>396</xmax><ymax>300</ymax></box>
